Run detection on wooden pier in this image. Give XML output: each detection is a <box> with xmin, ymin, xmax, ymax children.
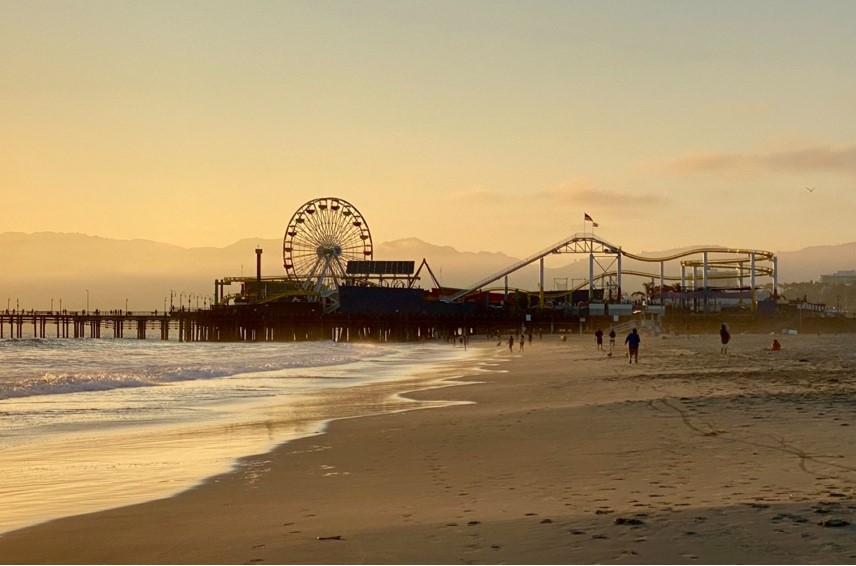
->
<box><xmin>1</xmin><ymin>311</ymin><xmax>173</xmax><ymax>340</ymax></box>
<box><xmin>0</xmin><ymin>307</ymin><xmax>528</xmax><ymax>343</ymax></box>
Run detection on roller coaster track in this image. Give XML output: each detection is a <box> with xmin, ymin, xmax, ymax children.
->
<box><xmin>443</xmin><ymin>233</ymin><xmax>775</xmax><ymax>303</ymax></box>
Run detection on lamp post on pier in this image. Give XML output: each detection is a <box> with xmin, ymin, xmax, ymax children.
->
<box><xmin>85</xmin><ymin>289</ymin><xmax>89</xmax><ymax>312</ymax></box>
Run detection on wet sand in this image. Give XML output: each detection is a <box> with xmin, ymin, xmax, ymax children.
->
<box><xmin>2</xmin><ymin>332</ymin><xmax>856</xmax><ymax>564</ymax></box>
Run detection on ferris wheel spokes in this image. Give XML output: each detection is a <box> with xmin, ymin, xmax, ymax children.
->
<box><xmin>283</xmin><ymin>197</ymin><xmax>373</xmax><ymax>298</ymax></box>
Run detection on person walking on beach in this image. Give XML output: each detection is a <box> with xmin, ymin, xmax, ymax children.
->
<box><xmin>595</xmin><ymin>328</ymin><xmax>604</xmax><ymax>350</ymax></box>
<box><xmin>625</xmin><ymin>328</ymin><xmax>641</xmax><ymax>364</ymax></box>
<box><xmin>508</xmin><ymin>335</ymin><xmax>514</xmax><ymax>352</ymax></box>
<box><xmin>609</xmin><ymin>328</ymin><xmax>616</xmax><ymax>351</ymax></box>
<box><xmin>519</xmin><ymin>334</ymin><xmax>525</xmax><ymax>352</ymax></box>
<box><xmin>720</xmin><ymin>324</ymin><xmax>731</xmax><ymax>355</ymax></box>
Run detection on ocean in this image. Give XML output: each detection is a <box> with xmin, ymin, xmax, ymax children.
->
<box><xmin>0</xmin><ymin>336</ymin><xmax>480</xmax><ymax>534</ymax></box>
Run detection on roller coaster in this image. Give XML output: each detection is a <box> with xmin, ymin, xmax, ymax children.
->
<box><xmin>441</xmin><ymin>233</ymin><xmax>777</xmax><ymax>312</ymax></box>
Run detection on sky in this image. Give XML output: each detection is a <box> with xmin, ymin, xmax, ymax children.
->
<box><xmin>2</xmin><ymin>0</ymin><xmax>855</xmax><ymax>259</ymax></box>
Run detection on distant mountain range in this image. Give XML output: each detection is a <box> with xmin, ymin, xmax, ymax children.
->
<box><xmin>0</xmin><ymin>232</ymin><xmax>853</xmax><ymax>311</ymax></box>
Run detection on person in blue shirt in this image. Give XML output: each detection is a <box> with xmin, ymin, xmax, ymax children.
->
<box><xmin>625</xmin><ymin>328</ymin><xmax>641</xmax><ymax>363</ymax></box>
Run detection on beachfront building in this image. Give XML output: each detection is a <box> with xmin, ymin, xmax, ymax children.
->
<box><xmin>820</xmin><ymin>270</ymin><xmax>856</xmax><ymax>285</ymax></box>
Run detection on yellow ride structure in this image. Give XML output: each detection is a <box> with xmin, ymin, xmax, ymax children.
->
<box><xmin>442</xmin><ymin>233</ymin><xmax>777</xmax><ymax>313</ymax></box>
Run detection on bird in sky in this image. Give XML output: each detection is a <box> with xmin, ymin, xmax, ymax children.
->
<box><xmin>805</xmin><ymin>187</ymin><xmax>815</xmax><ymax>192</ymax></box>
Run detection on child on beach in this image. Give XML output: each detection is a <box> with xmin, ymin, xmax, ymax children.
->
<box><xmin>595</xmin><ymin>328</ymin><xmax>604</xmax><ymax>350</ymax></box>
<box><xmin>609</xmin><ymin>329</ymin><xmax>616</xmax><ymax>350</ymax></box>
<box><xmin>625</xmin><ymin>328</ymin><xmax>641</xmax><ymax>363</ymax></box>
<box><xmin>508</xmin><ymin>335</ymin><xmax>514</xmax><ymax>352</ymax></box>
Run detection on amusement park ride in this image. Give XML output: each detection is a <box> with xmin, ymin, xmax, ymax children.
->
<box><xmin>214</xmin><ymin>197</ymin><xmax>778</xmax><ymax>315</ymax></box>
<box><xmin>214</xmin><ymin>197</ymin><xmax>441</xmax><ymax>312</ymax></box>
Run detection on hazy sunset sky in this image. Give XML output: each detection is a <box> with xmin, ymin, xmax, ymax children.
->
<box><xmin>3</xmin><ymin>0</ymin><xmax>855</xmax><ymax>258</ymax></box>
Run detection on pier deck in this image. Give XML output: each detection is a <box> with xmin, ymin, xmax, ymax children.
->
<box><xmin>0</xmin><ymin>307</ymin><xmax>537</xmax><ymax>343</ymax></box>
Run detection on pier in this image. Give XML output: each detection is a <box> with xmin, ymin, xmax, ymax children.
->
<box><xmin>1</xmin><ymin>311</ymin><xmax>172</xmax><ymax>340</ymax></box>
<box><xmin>0</xmin><ymin>307</ymin><xmax>530</xmax><ymax>343</ymax></box>
<box><xmin>3</xmin><ymin>301</ymin><xmax>849</xmax><ymax>343</ymax></box>
<box><xmin>1</xmin><ymin>198</ymin><xmax>791</xmax><ymax>343</ymax></box>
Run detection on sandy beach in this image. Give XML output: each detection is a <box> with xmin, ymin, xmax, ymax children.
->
<box><xmin>2</xmin><ymin>331</ymin><xmax>856</xmax><ymax>564</ymax></box>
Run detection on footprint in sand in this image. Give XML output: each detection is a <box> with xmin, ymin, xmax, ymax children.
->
<box><xmin>772</xmin><ymin>513</ymin><xmax>809</xmax><ymax>524</ymax></box>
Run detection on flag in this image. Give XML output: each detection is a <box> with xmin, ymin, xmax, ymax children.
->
<box><xmin>592</xmin><ymin>222</ymin><xmax>599</xmax><ymax>228</ymax></box>
<box><xmin>584</xmin><ymin>213</ymin><xmax>593</xmax><ymax>222</ymax></box>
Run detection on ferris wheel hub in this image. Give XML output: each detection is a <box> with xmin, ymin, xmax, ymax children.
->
<box><xmin>316</xmin><ymin>245</ymin><xmax>343</xmax><ymax>258</ymax></box>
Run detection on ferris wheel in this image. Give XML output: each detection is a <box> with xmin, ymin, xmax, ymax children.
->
<box><xmin>283</xmin><ymin>197</ymin><xmax>373</xmax><ymax>295</ymax></box>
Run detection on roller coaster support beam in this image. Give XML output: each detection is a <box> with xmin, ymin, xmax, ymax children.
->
<box><xmin>617</xmin><ymin>249</ymin><xmax>622</xmax><ymax>303</ymax></box>
<box><xmin>589</xmin><ymin>253</ymin><xmax>595</xmax><ymax>300</ymax></box>
<box><xmin>703</xmin><ymin>252</ymin><xmax>709</xmax><ymax>314</ymax></box>
<box><xmin>751</xmin><ymin>252</ymin><xmax>757</xmax><ymax>311</ymax></box>
<box><xmin>693</xmin><ymin>265</ymin><xmax>700</xmax><ymax>310</ymax></box>
<box><xmin>660</xmin><ymin>261</ymin><xmax>665</xmax><ymax>305</ymax></box>
<box><xmin>773</xmin><ymin>257</ymin><xmax>778</xmax><ymax>294</ymax></box>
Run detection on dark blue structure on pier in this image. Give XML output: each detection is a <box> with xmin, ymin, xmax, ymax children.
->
<box><xmin>338</xmin><ymin>286</ymin><xmax>476</xmax><ymax>316</ymax></box>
